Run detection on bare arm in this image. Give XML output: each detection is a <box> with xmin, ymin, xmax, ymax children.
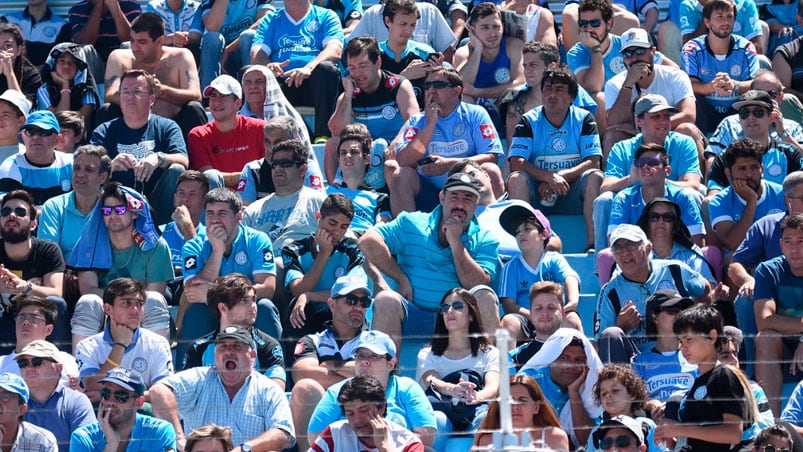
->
<box><xmin>103</xmin><ymin>53</ymin><xmax>124</xmax><ymax>105</ymax></box>
<box><xmin>149</xmin><ymin>383</ymin><xmax>186</xmax><ymax>447</ymax></box>
<box><xmin>73</xmin><ymin>1</ymin><xmax>104</xmax><ymax>45</ymax></box>
<box><xmin>328</xmin><ymin>92</ymin><xmax>353</xmax><ymax>137</ymax></box>
<box><xmin>557</xmin><ymin>156</ymin><xmax>600</xmax><ymax>183</ymax></box>
<box><xmin>202</xmin><ymin>0</ymin><xmax>230</xmax><ymax>32</ymax></box>
<box><xmin>105</xmin><ymin>0</ymin><xmax>133</xmax><ymax>42</ymax></box>
<box><xmin>450</xmin><ymin>10</ymin><xmax>467</xmax><ymax>41</ymax></box>
<box><xmin>155</xmin><ymin>50</ymin><xmax>202</xmax><ymax>105</ymax></box>
<box><xmin>773</xmin><ymin>53</ymin><xmax>803</xmax><ymax>100</ymax></box>
<box><xmin>396</xmin><ymin>79</ymin><xmax>421</xmax><ymax>120</ymax></box>
<box><xmin>606</xmin><ymin>85</ymin><xmax>635</xmax><ymax>126</ymax></box>
<box><xmin>756</xmin><ymin>298</ymin><xmax>803</xmax><ymax>333</ymax></box>
<box><xmin>77</xmin><ymin>270</ymin><xmax>104</xmax><ymax>298</ymax></box>
<box><xmin>252</xmin><ymin>272</ymin><xmax>276</xmax><ymax>301</ymax></box>
<box><xmin>671</xmin><ymin>96</ymin><xmax>697</xmax><ymax>126</ymax></box>
<box><xmin>238</xmin><ymin>429</ymin><xmax>292</xmax><ymax>452</ymax></box>
<box><xmin>291</xmin><ymin>356</ymin><xmax>353</xmax><ymax>387</ymax></box>
<box><xmin>358</xmin><ymin>230</ymin><xmax>407</xmax><ymax>285</ymax></box>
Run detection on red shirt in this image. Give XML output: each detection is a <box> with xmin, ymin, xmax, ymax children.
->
<box><xmin>188</xmin><ymin>115</ymin><xmax>266</xmax><ymax>173</ymax></box>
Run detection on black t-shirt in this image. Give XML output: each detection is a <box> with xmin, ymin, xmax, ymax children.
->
<box><xmin>775</xmin><ymin>37</ymin><xmax>803</xmax><ymax>94</ymax></box>
<box><xmin>707</xmin><ymin>140</ymin><xmax>803</xmax><ymax>190</ymax></box>
<box><xmin>0</xmin><ymin>237</ymin><xmax>65</xmax><ymax>281</ymax></box>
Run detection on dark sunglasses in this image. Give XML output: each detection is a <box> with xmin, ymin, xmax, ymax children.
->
<box><xmin>270</xmin><ymin>159</ymin><xmax>301</xmax><ymax>169</ymax></box>
<box><xmin>648</xmin><ymin>212</ymin><xmax>677</xmax><ymax>223</ymax></box>
<box><xmin>0</xmin><ymin>207</ymin><xmax>27</xmax><ymax>217</ymax></box>
<box><xmin>739</xmin><ymin>108</ymin><xmax>768</xmax><ymax>119</ymax></box>
<box><xmin>100</xmin><ymin>387</ymin><xmax>135</xmax><ymax>403</ymax></box>
<box><xmin>101</xmin><ymin>205</ymin><xmax>128</xmax><ymax>216</ymax></box>
<box><xmin>22</xmin><ymin>128</ymin><xmax>56</xmax><ymax>138</ymax></box>
<box><xmin>438</xmin><ymin>300</ymin><xmax>465</xmax><ymax>313</ymax></box>
<box><xmin>600</xmin><ymin>435</ymin><xmax>635</xmax><ymax>450</ymax></box>
<box><xmin>759</xmin><ymin>446</ymin><xmax>791</xmax><ymax>452</ymax></box>
<box><xmin>578</xmin><ymin>18</ymin><xmax>602</xmax><ymax>28</ymax></box>
<box><xmin>634</xmin><ymin>157</ymin><xmax>664</xmax><ymax>168</ymax></box>
<box><xmin>343</xmin><ymin>294</ymin><xmax>372</xmax><ymax>308</ymax></box>
<box><xmin>17</xmin><ymin>357</ymin><xmax>53</xmax><ymax>369</ymax></box>
<box><xmin>422</xmin><ymin>80</ymin><xmax>455</xmax><ymax>90</ymax></box>
<box><xmin>622</xmin><ymin>47</ymin><xmax>649</xmax><ymax>58</ymax></box>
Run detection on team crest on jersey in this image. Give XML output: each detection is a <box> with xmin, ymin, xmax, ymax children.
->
<box><xmin>263</xmin><ymin>249</ymin><xmax>274</xmax><ymax>263</ymax></box>
<box><xmin>335</xmin><ymin>266</ymin><xmax>346</xmax><ymax>278</ymax></box>
<box><xmin>294</xmin><ymin>341</ymin><xmax>305</xmax><ymax>356</ymax></box>
<box><xmin>768</xmin><ymin>163</ymin><xmax>782</xmax><ymax>177</ymax></box>
<box><xmin>235</xmin><ymin>251</ymin><xmax>248</xmax><ymax>265</ymax></box>
<box><xmin>693</xmin><ymin>385</ymin><xmax>707</xmax><ymax>399</ymax></box>
<box><xmin>494</xmin><ymin>68</ymin><xmax>511</xmax><ymax>84</ymax></box>
<box><xmin>404</xmin><ymin>127</ymin><xmax>419</xmax><ymax>140</ymax></box>
<box><xmin>730</xmin><ymin>64</ymin><xmax>742</xmax><ymax>77</ymax></box>
<box><xmin>480</xmin><ymin>124</ymin><xmax>495</xmax><ymax>139</ymax></box>
<box><xmin>453</xmin><ymin>124</ymin><xmax>466</xmax><ymax>136</ymax></box>
<box><xmin>610</xmin><ymin>56</ymin><xmax>626</xmax><ymax>73</ymax></box>
<box><xmin>551</xmin><ymin>137</ymin><xmax>567</xmax><ymax>152</ymax></box>
<box><xmin>371</xmin><ymin>153</ymin><xmax>382</xmax><ymax>167</ymax></box>
<box><xmin>44</xmin><ymin>26</ymin><xmax>59</xmax><ymax>38</ymax></box>
<box><xmin>382</xmin><ymin>106</ymin><xmax>397</xmax><ymax>120</ymax></box>
<box><xmin>352</xmin><ymin>86</ymin><xmax>363</xmax><ymax>96</ymax></box>
<box><xmin>237</xmin><ymin>178</ymin><xmax>247</xmax><ymax>192</ymax></box>
<box><xmin>132</xmin><ymin>357</ymin><xmax>147</xmax><ymax>372</ymax></box>
<box><xmin>386</xmin><ymin>76</ymin><xmax>400</xmax><ymax>88</ymax></box>
<box><xmin>306</xmin><ymin>20</ymin><xmax>320</xmax><ymax>32</ymax></box>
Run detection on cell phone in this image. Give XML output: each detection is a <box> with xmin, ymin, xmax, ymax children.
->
<box><xmin>418</xmin><ymin>156</ymin><xmax>434</xmax><ymax>165</ymax></box>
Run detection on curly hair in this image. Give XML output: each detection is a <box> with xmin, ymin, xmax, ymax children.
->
<box><xmin>593</xmin><ymin>365</ymin><xmax>649</xmax><ymax>414</ymax></box>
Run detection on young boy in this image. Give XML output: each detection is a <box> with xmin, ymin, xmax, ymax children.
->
<box><xmin>55</xmin><ymin>111</ymin><xmax>85</xmax><ymax>153</ymax></box>
<box><xmin>282</xmin><ymin>193</ymin><xmax>367</xmax><ymax>338</ymax></box>
<box><xmin>498</xmin><ymin>201</ymin><xmax>582</xmax><ymax>343</ymax></box>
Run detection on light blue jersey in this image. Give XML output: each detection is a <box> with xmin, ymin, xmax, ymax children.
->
<box><xmin>499</xmin><ymin>252</ymin><xmax>579</xmax><ymax>309</ymax></box>
<box><xmin>567</xmin><ymin>34</ymin><xmax>663</xmax><ymax>82</ymax></box>
<box><xmin>182</xmin><ymin>223</ymin><xmax>276</xmax><ymax>281</ymax></box>
<box><xmin>632</xmin><ymin>349</ymin><xmax>698</xmax><ymax>401</ymax></box>
<box><xmin>708</xmin><ymin>181</ymin><xmax>786</xmax><ymax>229</ymax></box>
<box><xmin>605</xmin><ymin>132</ymin><xmax>702</xmax><ymax>181</ymax></box>
<box><xmin>608</xmin><ymin>183</ymin><xmax>704</xmax><ymax>236</ymax></box>
<box><xmin>679</xmin><ymin>0</ymin><xmax>762</xmax><ymax>40</ymax></box>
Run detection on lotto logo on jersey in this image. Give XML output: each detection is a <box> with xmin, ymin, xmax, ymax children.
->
<box><xmin>404</xmin><ymin>127</ymin><xmax>419</xmax><ymax>140</ymax></box>
<box><xmin>236</xmin><ymin>178</ymin><xmax>247</xmax><ymax>192</ymax></box>
<box><xmin>480</xmin><ymin>124</ymin><xmax>496</xmax><ymax>139</ymax></box>
<box><xmin>184</xmin><ymin>256</ymin><xmax>197</xmax><ymax>270</ymax></box>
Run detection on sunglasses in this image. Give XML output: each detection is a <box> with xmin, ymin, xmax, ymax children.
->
<box><xmin>342</xmin><ymin>294</ymin><xmax>372</xmax><ymax>308</ymax></box>
<box><xmin>0</xmin><ymin>392</ymin><xmax>18</xmax><ymax>403</ymax></box>
<box><xmin>739</xmin><ymin>108</ymin><xmax>768</xmax><ymax>119</ymax></box>
<box><xmin>648</xmin><ymin>212</ymin><xmax>677</xmax><ymax>223</ymax></box>
<box><xmin>22</xmin><ymin>128</ymin><xmax>56</xmax><ymax>138</ymax></box>
<box><xmin>438</xmin><ymin>300</ymin><xmax>465</xmax><ymax>313</ymax></box>
<box><xmin>14</xmin><ymin>313</ymin><xmax>45</xmax><ymax>325</ymax></box>
<box><xmin>634</xmin><ymin>157</ymin><xmax>664</xmax><ymax>168</ymax></box>
<box><xmin>578</xmin><ymin>18</ymin><xmax>602</xmax><ymax>28</ymax></box>
<box><xmin>17</xmin><ymin>357</ymin><xmax>53</xmax><ymax>369</ymax></box>
<box><xmin>759</xmin><ymin>446</ymin><xmax>791</xmax><ymax>452</ymax></box>
<box><xmin>622</xmin><ymin>47</ymin><xmax>649</xmax><ymax>58</ymax></box>
<box><xmin>0</xmin><ymin>207</ymin><xmax>27</xmax><ymax>217</ymax></box>
<box><xmin>600</xmin><ymin>435</ymin><xmax>635</xmax><ymax>450</ymax></box>
<box><xmin>100</xmin><ymin>387</ymin><xmax>136</xmax><ymax>403</ymax></box>
<box><xmin>270</xmin><ymin>159</ymin><xmax>301</xmax><ymax>169</ymax></box>
<box><xmin>422</xmin><ymin>80</ymin><xmax>455</xmax><ymax>90</ymax></box>
<box><xmin>612</xmin><ymin>242</ymin><xmax>641</xmax><ymax>254</ymax></box>
<box><xmin>101</xmin><ymin>205</ymin><xmax>128</xmax><ymax>216</ymax></box>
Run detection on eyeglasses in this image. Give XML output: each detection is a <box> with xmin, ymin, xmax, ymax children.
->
<box><xmin>612</xmin><ymin>242</ymin><xmax>641</xmax><ymax>254</ymax></box>
<box><xmin>600</xmin><ymin>435</ymin><xmax>635</xmax><ymax>450</ymax></box>
<box><xmin>759</xmin><ymin>445</ymin><xmax>791</xmax><ymax>452</ymax></box>
<box><xmin>578</xmin><ymin>18</ymin><xmax>602</xmax><ymax>28</ymax></box>
<box><xmin>23</xmin><ymin>128</ymin><xmax>56</xmax><ymax>138</ymax></box>
<box><xmin>422</xmin><ymin>80</ymin><xmax>455</xmax><ymax>90</ymax></box>
<box><xmin>14</xmin><ymin>313</ymin><xmax>45</xmax><ymax>325</ymax></box>
<box><xmin>739</xmin><ymin>108</ymin><xmax>768</xmax><ymax>119</ymax></box>
<box><xmin>622</xmin><ymin>47</ymin><xmax>649</xmax><ymax>58</ymax></box>
<box><xmin>342</xmin><ymin>294</ymin><xmax>372</xmax><ymax>308</ymax></box>
<box><xmin>634</xmin><ymin>157</ymin><xmax>664</xmax><ymax>168</ymax></box>
<box><xmin>0</xmin><ymin>207</ymin><xmax>27</xmax><ymax>217</ymax></box>
<box><xmin>437</xmin><ymin>300</ymin><xmax>465</xmax><ymax>313</ymax></box>
<box><xmin>17</xmin><ymin>357</ymin><xmax>53</xmax><ymax>369</ymax></box>
<box><xmin>100</xmin><ymin>387</ymin><xmax>135</xmax><ymax>403</ymax></box>
<box><xmin>0</xmin><ymin>392</ymin><xmax>18</xmax><ymax>403</ymax></box>
<box><xmin>648</xmin><ymin>212</ymin><xmax>677</xmax><ymax>223</ymax></box>
<box><xmin>270</xmin><ymin>159</ymin><xmax>301</xmax><ymax>169</ymax></box>
<box><xmin>355</xmin><ymin>352</ymin><xmax>386</xmax><ymax>362</ymax></box>
<box><xmin>101</xmin><ymin>205</ymin><xmax>128</xmax><ymax>216</ymax></box>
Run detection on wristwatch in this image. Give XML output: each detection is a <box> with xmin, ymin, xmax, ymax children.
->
<box><xmin>156</xmin><ymin>152</ymin><xmax>167</xmax><ymax>168</ymax></box>
<box><xmin>21</xmin><ymin>281</ymin><xmax>32</xmax><ymax>296</ymax></box>
<box><xmin>240</xmin><ymin>443</ymin><xmax>252</xmax><ymax>452</ymax></box>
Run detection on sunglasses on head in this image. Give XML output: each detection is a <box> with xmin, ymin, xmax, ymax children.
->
<box><xmin>342</xmin><ymin>294</ymin><xmax>372</xmax><ymax>308</ymax></box>
<box><xmin>270</xmin><ymin>159</ymin><xmax>301</xmax><ymax>169</ymax></box>
<box><xmin>634</xmin><ymin>157</ymin><xmax>664</xmax><ymax>168</ymax></box>
<box><xmin>101</xmin><ymin>205</ymin><xmax>128</xmax><ymax>216</ymax></box>
<box><xmin>22</xmin><ymin>128</ymin><xmax>56</xmax><ymax>138</ymax></box>
<box><xmin>578</xmin><ymin>18</ymin><xmax>602</xmax><ymax>28</ymax></box>
<box><xmin>739</xmin><ymin>108</ymin><xmax>768</xmax><ymax>119</ymax></box>
<box><xmin>17</xmin><ymin>357</ymin><xmax>53</xmax><ymax>369</ymax></box>
<box><xmin>0</xmin><ymin>206</ymin><xmax>27</xmax><ymax>217</ymax></box>
<box><xmin>600</xmin><ymin>435</ymin><xmax>635</xmax><ymax>450</ymax></box>
<box><xmin>648</xmin><ymin>212</ymin><xmax>676</xmax><ymax>223</ymax></box>
<box><xmin>437</xmin><ymin>300</ymin><xmax>465</xmax><ymax>313</ymax></box>
<box><xmin>622</xmin><ymin>47</ymin><xmax>649</xmax><ymax>58</ymax></box>
<box><xmin>100</xmin><ymin>387</ymin><xmax>135</xmax><ymax>403</ymax></box>
<box><xmin>422</xmin><ymin>80</ymin><xmax>455</xmax><ymax>90</ymax></box>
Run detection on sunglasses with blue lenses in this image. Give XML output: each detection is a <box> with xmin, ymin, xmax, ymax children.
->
<box><xmin>437</xmin><ymin>300</ymin><xmax>465</xmax><ymax>313</ymax></box>
<box><xmin>578</xmin><ymin>18</ymin><xmax>602</xmax><ymax>28</ymax></box>
<box><xmin>101</xmin><ymin>205</ymin><xmax>128</xmax><ymax>216</ymax></box>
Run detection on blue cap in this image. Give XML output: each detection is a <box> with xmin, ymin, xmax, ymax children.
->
<box><xmin>330</xmin><ymin>274</ymin><xmax>372</xmax><ymax>298</ymax></box>
<box><xmin>356</xmin><ymin>330</ymin><xmax>396</xmax><ymax>358</ymax></box>
<box><xmin>0</xmin><ymin>372</ymin><xmax>29</xmax><ymax>404</ymax></box>
<box><xmin>100</xmin><ymin>367</ymin><xmax>146</xmax><ymax>395</ymax></box>
<box><xmin>23</xmin><ymin>110</ymin><xmax>60</xmax><ymax>133</ymax></box>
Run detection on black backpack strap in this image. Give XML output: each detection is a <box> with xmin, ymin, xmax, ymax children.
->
<box><xmin>669</xmin><ymin>264</ymin><xmax>688</xmax><ymax>297</ymax></box>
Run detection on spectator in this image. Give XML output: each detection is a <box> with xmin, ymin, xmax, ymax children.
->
<box><xmin>680</xmin><ymin>0</ymin><xmax>760</xmax><ymax>135</ymax></box>
<box><xmin>0</xmin><ymin>23</ymin><xmax>42</xmax><ymax>105</ymax></box>
<box><xmin>251</xmin><ymin>0</ymin><xmax>344</xmax><ymax>142</ymax></box>
<box><xmin>319</xmin><ymin>0</ymin><xmax>364</xmax><ymax>34</ymax></box>
<box><xmin>144</xmin><ymin>0</ymin><xmax>202</xmax><ymax>48</ymax></box>
<box><xmin>161</xmin><ymin>170</ymin><xmax>209</xmax><ymax>277</ymax></box>
<box><xmin>68</xmin><ymin>0</ymin><xmax>140</xmax><ymax>62</ymax></box>
<box><xmin>592</xmin><ymin>415</ymin><xmax>648</xmax><ymax>452</ymax></box>
<box><xmin>0</xmin><ymin>111</ymin><xmax>73</xmax><ymax>206</ymax></box>
<box><xmin>498</xmin><ymin>0</ymin><xmax>558</xmax><ymax>46</ymax></box>
<box><xmin>0</xmin><ymin>0</ymin><xmax>71</xmax><ymax>66</ymax></box>
<box><xmin>359</xmin><ymin>172</ymin><xmax>500</xmax><ymax>352</ymax></box>
<box><xmin>100</xmin><ymin>12</ymin><xmax>205</xmax><ymax>140</ymax></box>
<box><xmin>36</xmin><ymin>43</ymin><xmax>100</xmax><ymax>128</ymax></box>
<box><xmin>0</xmin><ymin>372</ymin><xmax>58</xmax><ymax>450</ymax></box>
<box><xmin>70</xmin><ymin>367</ymin><xmax>176</xmax><ymax>451</ymax></box>
<box><xmin>773</xmin><ymin>3</ymin><xmax>803</xmax><ymax>103</ymax></box>
<box><xmin>508</xmin><ymin>281</ymin><xmax>566</xmax><ymax>371</ymax></box>
<box><xmin>68</xmin><ymin>183</ymin><xmax>173</xmax><ymax>349</ymax></box>
<box><xmin>188</xmin><ymin>75</ymin><xmax>265</xmax><ymax>189</ymax></box>
<box><xmin>54</xmin><ymin>111</ymin><xmax>84</xmax><ymax>153</ymax></box>
<box><xmin>90</xmin><ymin>69</ymin><xmax>188</xmax><ymax>226</ymax></box>
<box><xmin>750</xmin><ymin>424</ymin><xmax>797</xmax><ymax>452</ymax></box>
<box><xmin>507</xmin><ymin>65</ymin><xmax>602</xmax><ymax>252</ymax></box>
<box><xmin>678</xmin><ymin>0</ymin><xmax>763</xmax><ymax>54</ymax></box>
<box><xmin>0</xmin><ymin>190</ymin><xmax>69</xmax><ymax>353</ymax></box>
<box><xmin>15</xmin><ymin>340</ymin><xmax>94</xmax><ymax>452</ymax></box>
<box><xmin>185</xmin><ymin>424</ymin><xmax>233</xmax><ymax>452</ymax></box>
<box><xmin>391</xmin><ymin>67</ymin><xmax>503</xmax><ymax>214</ymax></box>
<box><xmin>0</xmin><ymin>90</ymin><xmax>30</xmax><ymax>161</ymax></box>
<box><xmin>149</xmin><ymin>324</ymin><xmax>295</xmax><ymax>450</ymax></box>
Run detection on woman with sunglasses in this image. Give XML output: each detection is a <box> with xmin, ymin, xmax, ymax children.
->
<box><xmin>417</xmin><ymin>288</ymin><xmax>500</xmax><ymax>448</ymax></box>
<box><xmin>472</xmin><ymin>374</ymin><xmax>569</xmax><ymax>450</ymax></box>
<box><xmin>751</xmin><ymin>424</ymin><xmax>796</xmax><ymax>452</ymax></box>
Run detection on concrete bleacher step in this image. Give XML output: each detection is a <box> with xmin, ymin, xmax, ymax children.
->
<box><xmin>548</xmin><ymin>214</ymin><xmax>589</xmax><ymax>254</ymax></box>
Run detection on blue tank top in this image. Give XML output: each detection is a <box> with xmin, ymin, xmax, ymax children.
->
<box><xmin>475</xmin><ymin>36</ymin><xmax>512</xmax><ymax>89</ymax></box>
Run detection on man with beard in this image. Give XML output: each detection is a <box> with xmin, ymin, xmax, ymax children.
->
<box><xmin>100</xmin><ymin>12</ymin><xmax>205</xmax><ymax>139</ymax></box>
<box><xmin>150</xmin><ymin>324</ymin><xmax>295</xmax><ymax>451</ymax></box>
<box><xmin>74</xmin><ymin>278</ymin><xmax>173</xmax><ymax>403</ymax></box>
<box><xmin>509</xmin><ymin>281</ymin><xmax>566</xmax><ymax>370</ymax></box>
<box><xmin>70</xmin><ymin>367</ymin><xmax>176</xmax><ymax>451</ymax></box>
<box><xmin>360</xmin><ymin>172</ymin><xmax>499</xmax><ymax>352</ymax></box>
<box><xmin>289</xmin><ymin>274</ymin><xmax>371</xmax><ymax>451</ymax></box>
<box><xmin>709</xmin><ymin>138</ymin><xmax>788</xmax><ymax>251</ymax></box>
<box><xmin>680</xmin><ymin>0</ymin><xmax>760</xmax><ymax>134</ymax></box>
<box><xmin>0</xmin><ymin>190</ymin><xmax>68</xmax><ymax>354</ymax></box>
<box><xmin>309</xmin><ymin>375</ymin><xmax>425</xmax><ymax>452</ymax></box>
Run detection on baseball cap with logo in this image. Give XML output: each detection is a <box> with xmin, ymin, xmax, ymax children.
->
<box><xmin>732</xmin><ymin>90</ymin><xmax>773</xmax><ymax>111</ymax></box>
<box><xmin>215</xmin><ymin>325</ymin><xmax>253</xmax><ymax>346</ymax></box>
<box><xmin>356</xmin><ymin>330</ymin><xmax>397</xmax><ymax>358</ymax></box>
<box><xmin>442</xmin><ymin>173</ymin><xmax>481</xmax><ymax>198</ymax></box>
<box><xmin>99</xmin><ymin>367</ymin><xmax>146</xmax><ymax>395</ymax></box>
<box><xmin>621</xmin><ymin>28</ymin><xmax>652</xmax><ymax>50</ymax></box>
<box><xmin>0</xmin><ymin>372</ymin><xmax>29</xmax><ymax>404</ymax></box>
<box><xmin>609</xmin><ymin>224</ymin><xmax>648</xmax><ymax>245</ymax></box>
<box><xmin>203</xmin><ymin>74</ymin><xmax>242</xmax><ymax>99</ymax></box>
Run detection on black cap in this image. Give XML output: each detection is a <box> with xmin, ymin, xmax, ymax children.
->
<box><xmin>646</xmin><ymin>289</ymin><xmax>694</xmax><ymax>316</ymax></box>
<box><xmin>99</xmin><ymin>367</ymin><xmax>146</xmax><ymax>395</ymax></box>
<box><xmin>215</xmin><ymin>325</ymin><xmax>252</xmax><ymax>346</ymax></box>
<box><xmin>442</xmin><ymin>173</ymin><xmax>481</xmax><ymax>197</ymax></box>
